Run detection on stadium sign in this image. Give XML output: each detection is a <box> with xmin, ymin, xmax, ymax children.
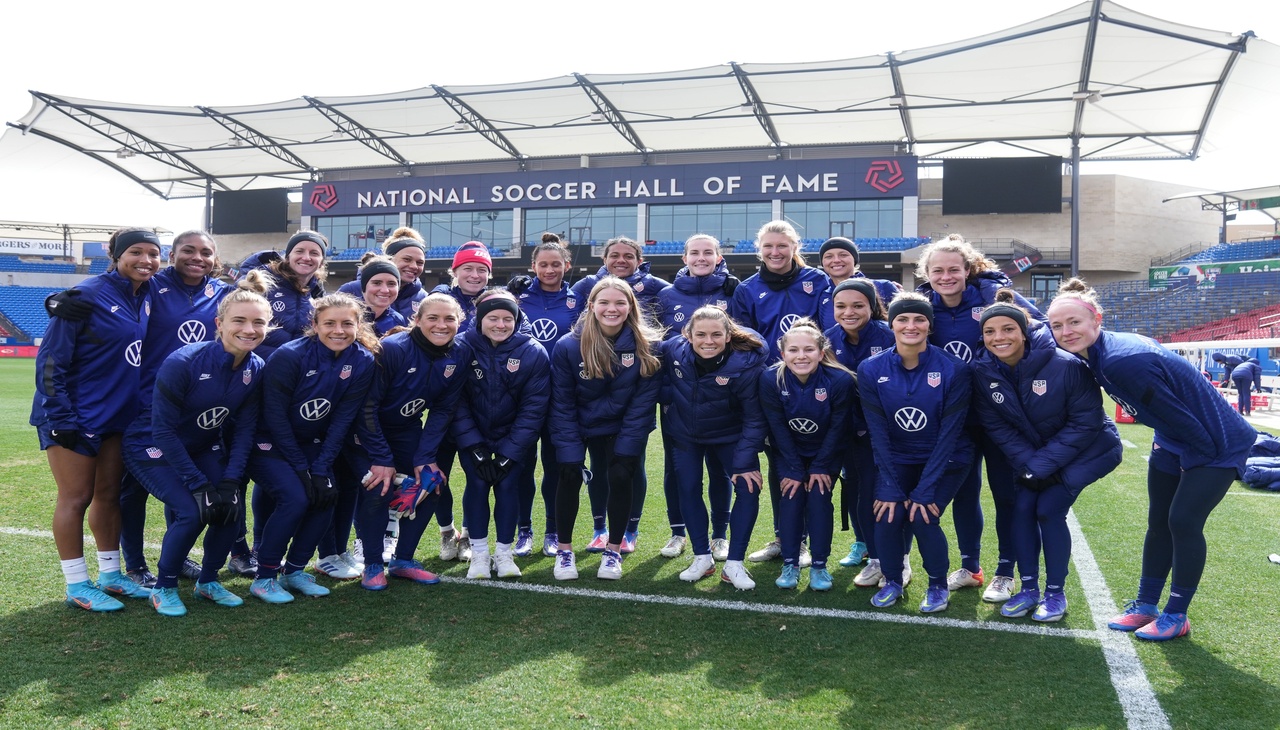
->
<box><xmin>0</xmin><ymin>238</ymin><xmax>70</xmax><ymax>255</ymax></box>
<box><xmin>302</xmin><ymin>157</ymin><xmax>918</xmax><ymax>217</ymax></box>
<box><xmin>1149</xmin><ymin>259</ymin><xmax>1280</xmax><ymax>289</ymax></box>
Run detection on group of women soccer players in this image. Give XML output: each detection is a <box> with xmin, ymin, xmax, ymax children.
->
<box><xmin>31</xmin><ymin>221</ymin><xmax>1252</xmax><ymax>641</ymax></box>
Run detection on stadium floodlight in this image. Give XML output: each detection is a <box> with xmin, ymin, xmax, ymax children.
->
<box><xmin>589</xmin><ymin>112</ymin><xmax>604</xmax><ymax>122</ymax></box>
<box><xmin>1072</xmin><ymin>90</ymin><xmax>1102</xmax><ymax>103</ymax></box>
<box><xmin>888</xmin><ymin>96</ymin><xmax>906</xmax><ymax>107</ymax></box>
<box><xmin>453</xmin><ymin>121</ymin><xmax>469</xmax><ymax>131</ymax></box>
<box><xmin>115</xmin><ymin>147</ymin><xmax>135</xmax><ymax>159</ymax></box>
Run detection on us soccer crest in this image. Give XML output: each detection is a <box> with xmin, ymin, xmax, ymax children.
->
<box><xmin>803</xmin><ymin>281</ymin><xmax>813</xmax><ymax>294</ymax></box>
<box><xmin>204</xmin><ymin>283</ymin><xmax>215</xmax><ymax>298</ymax></box>
<box><xmin>145</xmin><ymin>301</ymin><xmax>151</xmax><ymax>316</ymax></box>
<box><xmin>715</xmin><ymin>300</ymin><xmax>728</xmax><ymax>310</ymax></box>
<box><xmin>243</xmin><ymin>367</ymin><xmax>253</xmax><ymax>385</ymax></box>
<box><xmin>567</xmin><ymin>298</ymin><xmax>576</xmax><ymax>309</ymax></box>
<box><xmin>972</xmin><ymin>307</ymin><xmax>984</xmax><ymax>321</ymax></box>
<box><xmin>927</xmin><ymin>372</ymin><xmax>941</xmax><ymax>388</ymax></box>
<box><xmin>340</xmin><ymin>364</ymin><xmax>352</xmax><ymax>380</ymax></box>
<box><xmin>716</xmin><ymin>376</ymin><xmax>730</xmax><ymax>385</ymax></box>
<box><xmin>815</xmin><ymin>388</ymin><xmax>827</xmax><ymax>402</ymax></box>
<box><xmin>621</xmin><ymin>353</ymin><xmax>635</xmax><ymax>368</ymax></box>
<box><xmin>507</xmin><ymin>358</ymin><xmax>520</xmax><ymax>373</ymax></box>
<box><xmin>870</xmin><ymin>347</ymin><xmax>883</xmax><ymax>355</ymax></box>
<box><xmin>1032</xmin><ymin>379</ymin><xmax>1047</xmax><ymax>396</ymax></box>
<box><xmin>634</xmin><ymin>282</ymin><xmax>644</xmax><ymax>292</ymax></box>
<box><xmin>146</xmin><ymin>447</ymin><xmax>163</xmax><ymax>459</ymax></box>
<box><xmin>444</xmin><ymin>364</ymin><xmax>455</xmax><ymax>378</ymax></box>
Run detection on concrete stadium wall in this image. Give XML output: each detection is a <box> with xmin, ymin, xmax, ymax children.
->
<box><xmin>916</xmin><ymin>174</ymin><xmax>1221</xmax><ymax>279</ymax></box>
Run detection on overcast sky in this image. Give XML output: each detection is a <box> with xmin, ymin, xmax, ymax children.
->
<box><xmin>1</xmin><ymin>0</ymin><xmax>1276</xmax><ymax>237</ymax></box>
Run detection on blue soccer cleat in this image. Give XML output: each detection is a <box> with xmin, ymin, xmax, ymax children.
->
<box><xmin>65</xmin><ymin>580</ymin><xmax>124</xmax><ymax>612</ymax></box>
<box><xmin>279</xmin><ymin>571</ymin><xmax>331</xmax><ymax>597</ymax></box>
<box><xmin>1001</xmin><ymin>589</ymin><xmax>1041</xmax><ymax>618</ymax></box>
<box><xmin>250</xmin><ymin>577</ymin><xmax>295</xmax><ymax>604</ymax></box>
<box><xmin>838</xmin><ymin>541</ymin><xmax>868</xmax><ymax>567</ymax></box>
<box><xmin>920</xmin><ymin>585</ymin><xmax>950</xmax><ymax>613</ymax></box>
<box><xmin>150</xmin><ymin>586</ymin><xmax>187</xmax><ymax>617</ymax></box>
<box><xmin>98</xmin><ymin>570</ymin><xmax>153</xmax><ymax>600</ymax></box>
<box><xmin>586</xmin><ymin>529</ymin><xmax>609</xmax><ymax>553</ymax></box>
<box><xmin>1107</xmin><ymin>599</ymin><xmax>1159</xmax><ymax>631</ymax></box>
<box><xmin>809</xmin><ymin>567</ymin><xmax>834</xmax><ymax>591</ymax></box>
<box><xmin>1033</xmin><ymin>592</ymin><xmax>1068</xmax><ymax>623</ymax></box>
<box><xmin>361</xmin><ymin>564</ymin><xmax>388</xmax><ymax>591</ymax></box>
<box><xmin>871</xmin><ymin>581</ymin><xmax>903</xmax><ymax>608</ymax></box>
<box><xmin>1134</xmin><ymin>611</ymin><xmax>1190</xmax><ymax>641</ymax></box>
<box><xmin>388</xmin><ymin>559</ymin><xmax>441</xmax><ymax>585</ymax></box>
<box><xmin>775</xmin><ymin>563</ymin><xmax>800</xmax><ymax>589</ymax></box>
<box><xmin>194</xmin><ymin>581</ymin><xmax>244</xmax><ymax>607</ymax></box>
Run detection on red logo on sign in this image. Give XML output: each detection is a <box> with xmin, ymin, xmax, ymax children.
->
<box><xmin>865</xmin><ymin>160</ymin><xmax>905</xmax><ymax>192</ymax></box>
<box><xmin>309</xmin><ymin>184</ymin><xmax>338</xmax><ymax>212</ymax></box>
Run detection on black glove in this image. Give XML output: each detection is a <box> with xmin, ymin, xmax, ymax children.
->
<box><xmin>491</xmin><ymin>455</ymin><xmax>514</xmax><ymax>482</ymax></box>
<box><xmin>213</xmin><ymin>478</ymin><xmax>243</xmax><ymax>526</ymax></box>
<box><xmin>609</xmin><ymin>454</ymin><xmax>641</xmax><ymax>489</ymax></box>
<box><xmin>193</xmin><ymin>483</ymin><xmax>237</xmax><ymax>526</ymax></box>
<box><xmin>506</xmin><ymin>274</ymin><xmax>534</xmax><ymax>295</ymax></box>
<box><xmin>45</xmin><ymin>289</ymin><xmax>93</xmax><ymax>321</ymax></box>
<box><xmin>49</xmin><ymin>429</ymin><xmax>82</xmax><ymax>451</ymax></box>
<box><xmin>310</xmin><ymin>473</ymin><xmax>338</xmax><ymax>509</ymax></box>
<box><xmin>1017</xmin><ymin>471</ymin><xmax>1060</xmax><ymax>493</ymax></box>
<box><xmin>471</xmin><ymin>449</ymin><xmax>494</xmax><ymax>483</ymax></box>
<box><xmin>723</xmin><ymin>275</ymin><xmax>741</xmax><ymax>297</ymax></box>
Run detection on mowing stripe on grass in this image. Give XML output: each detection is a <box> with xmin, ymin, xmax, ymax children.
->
<box><xmin>437</xmin><ymin>575</ymin><xmax>1097</xmax><ymax>639</ymax></box>
<box><xmin>1224</xmin><ymin>491</ymin><xmax>1280</xmax><ymax>497</ymax></box>
<box><xmin>1066</xmin><ymin>509</ymin><xmax>1170</xmax><ymax>730</ymax></box>
<box><xmin>0</xmin><ymin>526</ymin><xmax>195</xmax><ymax>554</ymax></box>
<box><xmin>1121</xmin><ymin>439</ymin><xmax>1138</xmax><ymax>448</ymax></box>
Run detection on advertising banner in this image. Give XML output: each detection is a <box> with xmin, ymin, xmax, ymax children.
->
<box><xmin>1148</xmin><ymin>259</ymin><xmax>1280</xmax><ymax>289</ymax></box>
<box><xmin>302</xmin><ymin>157</ymin><xmax>918</xmax><ymax>217</ymax></box>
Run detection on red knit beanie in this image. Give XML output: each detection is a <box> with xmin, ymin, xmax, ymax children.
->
<box><xmin>452</xmin><ymin>241</ymin><xmax>492</xmax><ymax>271</ymax></box>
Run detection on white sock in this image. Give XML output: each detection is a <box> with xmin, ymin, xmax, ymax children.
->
<box><xmin>61</xmin><ymin>557</ymin><xmax>90</xmax><ymax>585</ymax></box>
<box><xmin>495</xmin><ymin>542</ymin><xmax>511</xmax><ymax>555</ymax></box>
<box><xmin>97</xmin><ymin>550</ymin><xmax>121</xmax><ymax>575</ymax></box>
<box><xmin>440</xmin><ymin>522</ymin><xmax>456</xmax><ymax>536</ymax></box>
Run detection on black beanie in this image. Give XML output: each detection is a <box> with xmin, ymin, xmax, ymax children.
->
<box><xmin>285</xmin><ymin>231</ymin><xmax>328</xmax><ymax>258</ymax></box>
<box><xmin>887</xmin><ymin>296</ymin><xmax>934</xmax><ymax>327</ymax></box>
<box><xmin>111</xmin><ymin>230</ymin><xmax>162</xmax><ymax>259</ymax></box>
<box><xmin>386</xmin><ymin>236</ymin><xmax>426</xmax><ymax>257</ymax></box>
<box><xmin>979</xmin><ymin>302</ymin><xmax>1029</xmax><ymax>339</ymax></box>
<box><xmin>819</xmin><ymin>236</ymin><xmax>860</xmax><ymax>266</ymax></box>
<box><xmin>359</xmin><ymin>259</ymin><xmax>401</xmax><ymax>291</ymax></box>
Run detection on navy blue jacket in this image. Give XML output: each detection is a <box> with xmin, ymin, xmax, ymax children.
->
<box><xmin>972</xmin><ymin>344</ymin><xmax>1122</xmax><ymax>494</ymax></box>
<box><xmin>817</xmin><ymin>273</ymin><xmax>901</xmax><ymax>331</ymax></box>
<box><xmin>1084</xmin><ymin>330</ymin><xmax>1254</xmax><ymax>473</ymax></box>
<box><xmin>656</xmin><ymin>262</ymin><xmax>736</xmax><ymax>338</ymax></box>
<box><xmin>515</xmin><ymin>282</ymin><xmax>580</xmax><ymax>350</ymax></box>
<box><xmin>338</xmin><ymin>277</ymin><xmax>426</xmax><ymax>320</ymax></box>
<box><xmin>256</xmin><ymin>268</ymin><xmax>325</xmax><ymax>361</ymax></box>
<box><xmin>451</xmin><ymin>328</ymin><xmax>551</xmax><ymax>463</ymax></box>
<box><xmin>358</xmin><ymin>330</ymin><xmax>469</xmax><ymax>469</ymax></box>
<box><xmin>138</xmin><ymin>267</ymin><xmax>233</xmax><ymax>410</ymax></box>
<box><xmin>857</xmin><ymin>346</ymin><xmax>973</xmax><ymax>504</ymax></box>
<box><xmin>659</xmin><ymin>338</ymin><xmax>768</xmax><ymax>473</ymax></box>
<box><xmin>570</xmin><ymin>262</ymin><xmax>670</xmax><ymax>318</ymax></box>
<box><xmin>31</xmin><ymin>270</ymin><xmax>152</xmax><ymax>434</ymax></box>
<box><xmin>918</xmin><ymin>271</ymin><xmax>1044</xmax><ymax>364</ymax></box>
<box><xmin>1231</xmin><ymin>359</ymin><xmax>1263</xmax><ymax>393</ymax></box>
<box><xmin>731</xmin><ymin>265</ymin><xmax>829</xmax><ymax>361</ymax></box>
<box><xmin>255</xmin><ymin>337</ymin><xmax>375</xmax><ymax>478</ymax></box>
<box><xmin>549</xmin><ymin>325</ymin><xmax>660</xmax><ymax>463</ymax></box>
<box><xmin>759</xmin><ymin>364</ymin><xmax>854</xmax><ymax>481</ymax></box>
<box><xmin>124</xmin><ymin>341</ymin><xmax>263</xmax><ymax>490</ymax></box>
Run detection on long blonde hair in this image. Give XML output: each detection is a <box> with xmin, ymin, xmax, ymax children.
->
<box><xmin>774</xmin><ymin>318</ymin><xmax>851</xmax><ymax>388</ymax></box>
<box><xmin>577</xmin><ymin>277</ymin><xmax>662</xmax><ymax>379</ymax></box>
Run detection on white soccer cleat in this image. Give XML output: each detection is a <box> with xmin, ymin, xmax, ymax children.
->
<box><xmin>720</xmin><ymin>560</ymin><xmax>756</xmax><ymax>590</ymax></box>
<box><xmin>597</xmin><ymin>550</ymin><xmax>623</xmax><ymax>580</ymax></box>
<box><xmin>553</xmin><ymin>550</ymin><xmax>578</xmax><ymax>581</ymax></box>
<box><xmin>710</xmin><ymin>538</ymin><xmax>729</xmax><ymax>562</ymax></box>
<box><xmin>679</xmin><ymin>554</ymin><xmax>716</xmax><ymax>583</ymax></box>
<box><xmin>854</xmin><ymin>559</ymin><xmax>882</xmax><ymax>587</ymax></box>
<box><xmin>313</xmin><ymin>554</ymin><xmax>360</xmax><ymax>580</ymax></box>
<box><xmin>747</xmin><ymin>540</ymin><xmax>781</xmax><ymax>563</ymax></box>
<box><xmin>493</xmin><ymin>544</ymin><xmax>522</xmax><ymax>578</ymax></box>
<box><xmin>982</xmin><ymin>575</ymin><xmax>1016</xmax><ymax>603</ymax></box>
<box><xmin>659</xmin><ymin>534</ymin><xmax>687</xmax><ymax>558</ymax></box>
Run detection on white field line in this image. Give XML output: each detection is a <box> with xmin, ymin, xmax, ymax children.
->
<box><xmin>435</xmin><ymin>575</ymin><xmax>1098</xmax><ymax>639</ymax></box>
<box><xmin>1066</xmin><ymin>508</ymin><xmax>1171</xmax><ymax>730</ymax></box>
<box><xmin>1121</xmin><ymin>439</ymin><xmax>1138</xmax><ymax>448</ymax></box>
<box><xmin>1225</xmin><ymin>490</ymin><xmax>1280</xmax><ymax>497</ymax></box>
<box><xmin>0</xmin><ymin>526</ymin><xmax>200</xmax><ymax>554</ymax></box>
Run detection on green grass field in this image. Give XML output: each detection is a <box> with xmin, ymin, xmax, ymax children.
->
<box><xmin>1</xmin><ymin>357</ymin><xmax>1277</xmax><ymax>729</ymax></box>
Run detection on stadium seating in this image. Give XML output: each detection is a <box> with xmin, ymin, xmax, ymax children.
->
<box><xmin>729</xmin><ymin>236</ymin><xmax>930</xmax><ymax>255</ymax></box>
<box><xmin>86</xmin><ymin>258</ymin><xmax>110</xmax><ymax>274</ymax></box>
<box><xmin>1097</xmin><ymin>271</ymin><xmax>1280</xmax><ymax>340</ymax></box>
<box><xmin>1165</xmin><ymin>302</ymin><xmax>1280</xmax><ymax>342</ymax></box>
<box><xmin>0</xmin><ymin>286</ymin><xmax>61</xmax><ymax>340</ymax></box>
<box><xmin>1175</xmin><ymin>237</ymin><xmax>1280</xmax><ymax>264</ymax></box>
<box><xmin>0</xmin><ymin>255</ymin><xmax>76</xmax><ymax>274</ymax></box>
<box><xmin>333</xmin><ymin>248</ymin><xmax>375</xmax><ymax>261</ymax></box>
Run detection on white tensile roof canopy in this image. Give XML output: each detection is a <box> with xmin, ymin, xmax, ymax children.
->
<box><xmin>3</xmin><ymin>0</ymin><xmax>1273</xmax><ymax>201</ymax></box>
